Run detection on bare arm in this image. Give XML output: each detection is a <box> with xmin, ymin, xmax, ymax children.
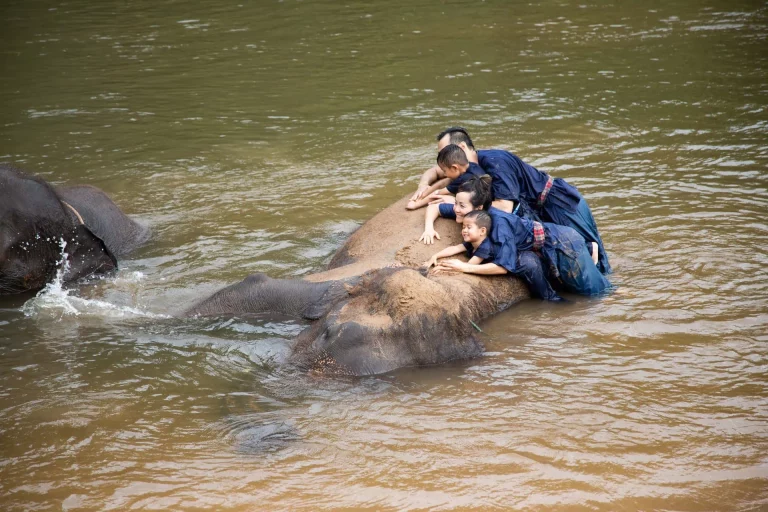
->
<box><xmin>424</xmin><ymin>244</ymin><xmax>467</xmax><ymax>268</ymax></box>
<box><xmin>419</xmin><ymin>203</ymin><xmax>443</xmax><ymax>245</ymax></box>
<box><xmin>491</xmin><ymin>199</ymin><xmax>515</xmax><ymax>214</ymax></box>
<box><xmin>436</xmin><ymin>259</ymin><xmax>509</xmax><ymax>275</ymax></box>
<box><xmin>407</xmin><ymin>178</ymin><xmax>452</xmax><ymax>210</ymax></box>
<box><xmin>411</xmin><ymin>165</ymin><xmax>447</xmax><ymax>201</ymax></box>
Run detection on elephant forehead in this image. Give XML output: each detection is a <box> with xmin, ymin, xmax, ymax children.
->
<box><xmin>339</xmin><ymin>268</ymin><xmax>462</xmax><ymax>322</ymax></box>
<box><xmin>337</xmin><ymin>308</ymin><xmax>394</xmax><ymax>330</ymax></box>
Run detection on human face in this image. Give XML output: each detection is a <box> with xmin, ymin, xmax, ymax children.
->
<box><xmin>439</xmin><ymin>163</ymin><xmax>461</xmax><ymax>181</ymax></box>
<box><xmin>461</xmin><ymin>219</ymin><xmax>485</xmax><ymax>244</ymax></box>
<box><xmin>453</xmin><ymin>191</ymin><xmax>477</xmax><ymax>222</ymax></box>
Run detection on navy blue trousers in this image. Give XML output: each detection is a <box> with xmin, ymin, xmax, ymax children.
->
<box><xmin>516</xmin><ymin>251</ymin><xmax>563</xmax><ymax>301</ymax></box>
<box><xmin>542</xmin><ymin>197</ymin><xmax>611</xmax><ymax>275</ymax></box>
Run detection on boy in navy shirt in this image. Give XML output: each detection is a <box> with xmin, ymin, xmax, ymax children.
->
<box><xmin>424</xmin><ymin>211</ymin><xmax>502</xmax><ymax>274</ymax></box>
<box><xmin>420</xmin><ymin>144</ymin><xmax>487</xmax><ymax>206</ymax></box>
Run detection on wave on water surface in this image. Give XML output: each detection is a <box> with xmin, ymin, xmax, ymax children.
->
<box><xmin>20</xmin><ymin>239</ymin><xmax>169</xmax><ymax>321</ymax></box>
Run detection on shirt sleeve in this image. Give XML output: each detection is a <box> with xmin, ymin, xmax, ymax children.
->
<box><xmin>463</xmin><ymin>242</ymin><xmax>475</xmax><ymax>258</ymax></box>
<box><xmin>445</xmin><ymin>173</ymin><xmax>467</xmax><ymax>195</ymax></box>
<box><xmin>492</xmin><ymin>238</ymin><xmax>519</xmax><ymax>273</ymax></box>
<box><xmin>487</xmin><ymin>215</ymin><xmax>519</xmax><ymax>273</ymax></box>
<box><xmin>471</xmin><ymin>238</ymin><xmax>493</xmax><ymax>261</ymax></box>
<box><xmin>438</xmin><ymin>203</ymin><xmax>456</xmax><ymax>219</ymax></box>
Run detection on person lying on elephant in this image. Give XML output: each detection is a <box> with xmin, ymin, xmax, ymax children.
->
<box><xmin>420</xmin><ymin>176</ymin><xmax>563</xmax><ymax>301</ymax></box>
<box><xmin>408</xmin><ymin>128</ymin><xmax>517</xmax><ymax>213</ymax></box>
<box><xmin>424</xmin><ymin>211</ymin><xmax>495</xmax><ymax>273</ymax></box>
<box><xmin>410</xmin><ymin>144</ymin><xmax>487</xmax><ymax>208</ymax></box>
<box><xmin>436</xmin><ymin>181</ymin><xmax>612</xmax><ymax>297</ymax></box>
<box><xmin>407</xmin><ymin>142</ymin><xmax>513</xmax><ymax>212</ymax></box>
<box><xmin>409</xmin><ymin>126</ymin><xmax>611</xmax><ymax>274</ymax></box>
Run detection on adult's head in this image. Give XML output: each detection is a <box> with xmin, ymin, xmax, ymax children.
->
<box><xmin>452</xmin><ymin>175</ymin><xmax>492</xmax><ymax>222</ymax></box>
<box><xmin>436</xmin><ymin>144</ymin><xmax>469</xmax><ymax>180</ymax></box>
<box><xmin>436</xmin><ymin>126</ymin><xmax>476</xmax><ymax>152</ymax></box>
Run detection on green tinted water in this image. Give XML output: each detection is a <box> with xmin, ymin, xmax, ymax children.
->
<box><xmin>1</xmin><ymin>0</ymin><xmax>767</xmax><ymax>510</ymax></box>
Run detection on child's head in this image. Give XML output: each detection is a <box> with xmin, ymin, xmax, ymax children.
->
<box><xmin>436</xmin><ymin>144</ymin><xmax>469</xmax><ymax>179</ymax></box>
<box><xmin>461</xmin><ymin>210</ymin><xmax>491</xmax><ymax>244</ymax></box>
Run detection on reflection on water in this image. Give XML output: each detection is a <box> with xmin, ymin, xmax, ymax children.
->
<box><xmin>1</xmin><ymin>0</ymin><xmax>767</xmax><ymax>510</ymax></box>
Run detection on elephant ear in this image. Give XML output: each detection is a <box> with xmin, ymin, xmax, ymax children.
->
<box><xmin>63</xmin><ymin>223</ymin><xmax>118</xmax><ymax>282</ymax></box>
<box><xmin>301</xmin><ymin>280</ymin><xmax>353</xmax><ymax>320</ymax></box>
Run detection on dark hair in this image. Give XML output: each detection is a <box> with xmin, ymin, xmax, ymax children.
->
<box><xmin>436</xmin><ymin>127</ymin><xmax>475</xmax><ymax>150</ymax></box>
<box><xmin>458</xmin><ymin>175</ymin><xmax>493</xmax><ymax>211</ymax></box>
<box><xmin>463</xmin><ymin>210</ymin><xmax>491</xmax><ymax>231</ymax></box>
<box><xmin>436</xmin><ymin>144</ymin><xmax>468</xmax><ymax>168</ymax></box>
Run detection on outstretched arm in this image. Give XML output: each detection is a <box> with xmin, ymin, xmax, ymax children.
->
<box><xmin>436</xmin><ymin>258</ymin><xmax>509</xmax><ymax>275</ymax></box>
<box><xmin>407</xmin><ymin>178</ymin><xmax>452</xmax><ymax>210</ymax></box>
<box><xmin>411</xmin><ymin>165</ymin><xmax>447</xmax><ymax>201</ymax></box>
<box><xmin>424</xmin><ymin>243</ymin><xmax>467</xmax><ymax>268</ymax></box>
<box><xmin>419</xmin><ymin>203</ymin><xmax>444</xmax><ymax>245</ymax></box>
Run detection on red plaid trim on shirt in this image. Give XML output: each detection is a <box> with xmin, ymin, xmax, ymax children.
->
<box><xmin>537</xmin><ymin>175</ymin><xmax>554</xmax><ymax>208</ymax></box>
<box><xmin>532</xmin><ymin>221</ymin><xmax>545</xmax><ymax>250</ymax></box>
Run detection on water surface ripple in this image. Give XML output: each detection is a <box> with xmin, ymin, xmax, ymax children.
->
<box><xmin>1</xmin><ymin>0</ymin><xmax>767</xmax><ymax>510</ymax></box>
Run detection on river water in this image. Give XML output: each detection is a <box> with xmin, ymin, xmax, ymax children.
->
<box><xmin>1</xmin><ymin>0</ymin><xmax>767</xmax><ymax>510</ymax></box>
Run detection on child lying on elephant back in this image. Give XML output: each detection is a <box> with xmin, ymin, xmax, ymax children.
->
<box><xmin>407</xmin><ymin>144</ymin><xmax>488</xmax><ymax>210</ymax></box>
<box><xmin>425</xmin><ymin>211</ymin><xmax>507</xmax><ymax>275</ymax></box>
<box><xmin>425</xmin><ymin>186</ymin><xmax>613</xmax><ymax>297</ymax></box>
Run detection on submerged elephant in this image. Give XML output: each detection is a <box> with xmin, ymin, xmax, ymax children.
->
<box><xmin>187</xmin><ymin>195</ymin><xmax>530</xmax><ymax>375</ymax></box>
<box><xmin>0</xmin><ymin>164</ymin><xmax>149</xmax><ymax>295</ymax></box>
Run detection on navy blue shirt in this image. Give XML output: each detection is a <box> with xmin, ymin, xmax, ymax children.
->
<box><xmin>438</xmin><ymin>205</ymin><xmax>523</xmax><ymax>271</ymax></box>
<box><xmin>486</xmin><ymin>211</ymin><xmax>539</xmax><ymax>274</ymax></box>
<box><xmin>445</xmin><ymin>162</ymin><xmax>486</xmax><ymax>195</ymax></box>
<box><xmin>477</xmin><ymin>149</ymin><xmax>580</xmax><ymax>211</ymax></box>
<box><xmin>463</xmin><ymin>237</ymin><xmax>494</xmax><ymax>261</ymax></box>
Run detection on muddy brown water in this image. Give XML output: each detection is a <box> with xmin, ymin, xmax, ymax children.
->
<box><xmin>1</xmin><ymin>1</ymin><xmax>767</xmax><ymax>510</ymax></box>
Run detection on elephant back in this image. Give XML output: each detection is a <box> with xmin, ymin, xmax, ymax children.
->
<box><xmin>327</xmin><ymin>195</ymin><xmax>463</xmax><ymax>272</ymax></box>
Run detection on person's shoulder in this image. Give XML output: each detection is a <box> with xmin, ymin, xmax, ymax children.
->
<box><xmin>473</xmin><ymin>237</ymin><xmax>494</xmax><ymax>259</ymax></box>
<box><xmin>438</xmin><ymin>203</ymin><xmax>456</xmax><ymax>218</ymax></box>
<box><xmin>467</xmin><ymin>162</ymin><xmax>485</xmax><ymax>175</ymax></box>
<box><xmin>479</xmin><ymin>149</ymin><xmax>514</xmax><ymax>159</ymax></box>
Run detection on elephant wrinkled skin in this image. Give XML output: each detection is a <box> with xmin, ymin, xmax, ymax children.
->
<box><xmin>188</xmin><ymin>195</ymin><xmax>530</xmax><ymax>376</ymax></box>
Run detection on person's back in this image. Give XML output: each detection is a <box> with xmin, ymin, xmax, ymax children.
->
<box><xmin>484</xmin><ymin>209</ymin><xmax>611</xmax><ymax>296</ymax></box>
<box><xmin>476</xmin><ymin>147</ymin><xmax>610</xmax><ymax>274</ymax></box>
<box><xmin>477</xmin><ymin>149</ymin><xmax>551</xmax><ymax>210</ymax></box>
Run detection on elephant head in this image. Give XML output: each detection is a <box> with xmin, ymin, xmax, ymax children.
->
<box><xmin>0</xmin><ymin>164</ymin><xmax>145</xmax><ymax>295</ymax></box>
<box><xmin>186</xmin><ymin>194</ymin><xmax>531</xmax><ymax>375</ymax></box>
<box><xmin>187</xmin><ymin>265</ymin><xmax>528</xmax><ymax>376</ymax></box>
<box><xmin>289</xmin><ymin>267</ymin><xmax>527</xmax><ymax>375</ymax></box>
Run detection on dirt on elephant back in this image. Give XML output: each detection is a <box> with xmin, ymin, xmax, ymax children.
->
<box><xmin>306</xmin><ymin>196</ymin><xmax>464</xmax><ymax>282</ymax></box>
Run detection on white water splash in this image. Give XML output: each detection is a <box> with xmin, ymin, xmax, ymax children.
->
<box><xmin>21</xmin><ymin>239</ymin><xmax>169</xmax><ymax>320</ymax></box>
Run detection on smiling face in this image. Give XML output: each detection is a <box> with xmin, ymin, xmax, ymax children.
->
<box><xmin>461</xmin><ymin>218</ymin><xmax>486</xmax><ymax>244</ymax></box>
<box><xmin>453</xmin><ymin>191</ymin><xmax>480</xmax><ymax>222</ymax></box>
